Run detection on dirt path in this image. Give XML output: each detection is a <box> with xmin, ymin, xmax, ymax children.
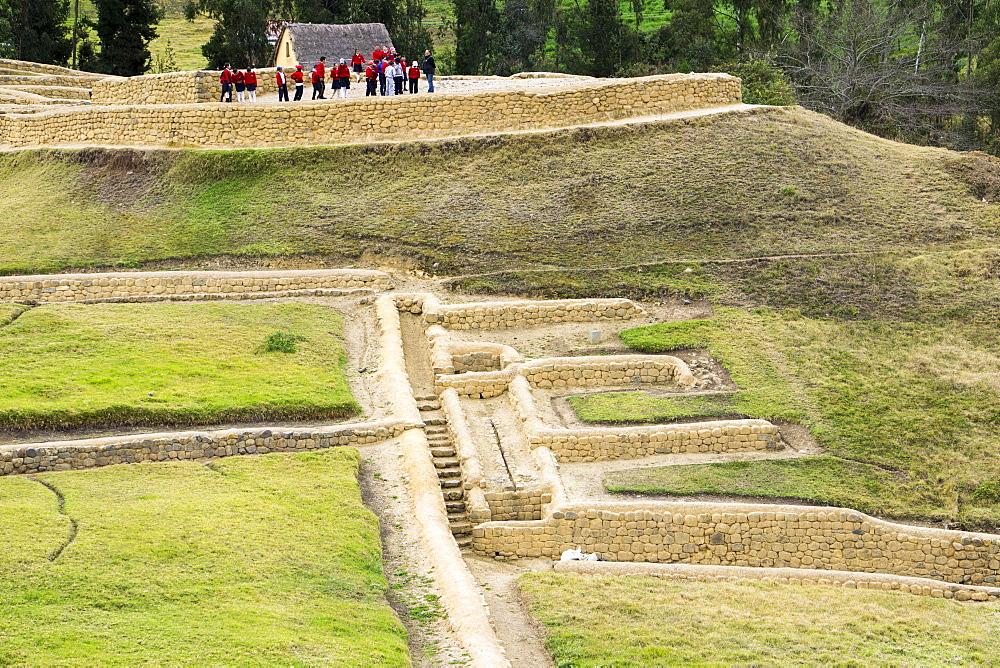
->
<box><xmin>463</xmin><ymin>555</ymin><xmax>556</xmax><ymax>668</ymax></box>
<box><xmin>359</xmin><ymin>439</ymin><xmax>470</xmax><ymax>666</ymax></box>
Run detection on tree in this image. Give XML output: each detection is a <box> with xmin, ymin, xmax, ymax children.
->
<box><xmin>490</xmin><ymin>0</ymin><xmax>549</xmax><ymax>75</ymax></box>
<box><xmin>783</xmin><ymin>0</ymin><xmax>976</xmax><ymax>140</ymax></box>
<box><xmin>571</xmin><ymin>0</ymin><xmax>631</xmax><ymax>77</ymax></box>
<box><xmin>187</xmin><ymin>0</ymin><xmax>276</xmax><ymax>68</ymax></box>
<box><xmin>93</xmin><ymin>0</ymin><xmax>163</xmax><ymax>75</ymax></box>
<box><xmin>453</xmin><ymin>0</ymin><xmax>499</xmax><ymax>74</ymax></box>
<box><xmin>0</xmin><ymin>0</ymin><xmax>72</xmax><ymax>64</ymax></box>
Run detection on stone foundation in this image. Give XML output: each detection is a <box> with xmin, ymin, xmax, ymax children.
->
<box><xmin>473</xmin><ymin>502</ymin><xmax>1000</xmax><ymax>586</ymax></box>
<box><xmin>1</xmin><ymin>73</ymin><xmax>740</xmax><ymax>148</ymax></box>
<box><xmin>0</xmin><ymin>269</ymin><xmax>392</xmax><ymax>303</ymax></box>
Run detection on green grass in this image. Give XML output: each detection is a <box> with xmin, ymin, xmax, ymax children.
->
<box><xmin>2</xmin><ymin>107</ymin><xmax>999</xmax><ymax>276</ymax></box>
<box><xmin>0</xmin><ymin>449</ymin><xmax>411</xmax><ymax>665</ymax></box>
<box><xmin>519</xmin><ymin>573</ymin><xmax>1000</xmax><ymax>666</ymax></box>
<box><xmin>568</xmin><ymin>391</ymin><xmax>742</xmax><ymax>423</ymax></box>
<box><xmin>0</xmin><ymin>301</ymin><xmax>359</xmax><ymax>431</ymax></box>
<box><xmin>620</xmin><ymin>306</ymin><xmax>1000</xmax><ymax>528</ymax></box>
<box><xmin>603</xmin><ymin>456</ymin><xmax>939</xmax><ymax>518</ymax></box>
<box><xmin>148</xmin><ymin>16</ymin><xmax>216</xmax><ymax>72</ymax></box>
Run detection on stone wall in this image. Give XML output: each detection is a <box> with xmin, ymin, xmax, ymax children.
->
<box><xmin>0</xmin><ymin>74</ymin><xmax>100</xmax><ymax>88</ymax></box>
<box><xmin>434</xmin><ymin>355</ymin><xmax>695</xmax><ymax>399</ymax></box>
<box><xmin>1</xmin><ymin>73</ymin><xmax>741</xmax><ymax>149</ymax></box>
<box><xmin>473</xmin><ymin>501</ymin><xmax>1000</xmax><ymax>586</ymax></box>
<box><xmin>0</xmin><ymin>59</ymin><xmax>110</xmax><ymax>78</ymax></box>
<box><xmin>520</xmin><ymin>355</ymin><xmax>694</xmax><ymax>389</ymax></box>
<box><xmin>556</xmin><ymin>561</ymin><xmax>1000</xmax><ymax>602</ymax></box>
<box><xmin>0</xmin><ymin>419</ymin><xmax>409</xmax><ymax>475</ymax></box>
<box><xmin>91</xmin><ymin>69</ymin><xmax>280</xmax><ymax>105</ymax></box>
<box><xmin>508</xmin><ymin>375</ymin><xmax>779</xmax><ymax>461</ymax></box>
<box><xmin>425</xmin><ymin>297</ymin><xmax>647</xmax><ymax>329</ymax></box>
<box><xmin>0</xmin><ymin>269</ymin><xmax>392</xmax><ymax>303</ymax></box>
<box><xmin>2</xmin><ymin>85</ymin><xmax>92</xmax><ymax>100</ymax></box>
<box><xmin>485</xmin><ymin>489</ymin><xmax>548</xmax><ymax>521</ymax></box>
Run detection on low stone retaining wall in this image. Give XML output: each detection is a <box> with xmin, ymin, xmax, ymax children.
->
<box><xmin>0</xmin><ymin>74</ymin><xmax>100</xmax><ymax>88</ymax></box>
<box><xmin>473</xmin><ymin>501</ymin><xmax>1000</xmax><ymax>586</ymax></box>
<box><xmin>0</xmin><ymin>59</ymin><xmax>110</xmax><ymax>78</ymax></box>
<box><xmin>1</xmin><ymin>85</ymin><xmax>92</xmax><ymax>100</ymax></box>
<box><xmin>485</xmin><ymin>489</ymin><xmax>548</xmax><ymax>521</ymax></box>
<box><xmin>425</xmin><ymin>297</ymin><xmax>647</xmax><ymax>329</ymax></box>
<box><xmin>91</xmin><ymin>69</ymin><xmax>280</xmax><ymax>105</ymax></box>
<box><xmin>0</xmin><ymin>269</ymin><xmax>392</xmax><ymax>303</ymax></box>
<box><xmin>434</xmin><ymin>355</ymin><xmax>693</xmax><ymax>399</ymax></box>
<box><xmin>555</xmin><ymin>561</ymin><xmax>1000</xmax><ymax>602</ymax></box>
<box><xmin>520</xmin><ymin>355</ymin><xmax>694</xmax><ymax>389</ymax></box>
<box><xmin>0</xmin><ymin>419</ymin><xmax>409</xmax><ymax>475</ymax></box>
<box><xmin>0</xmin><ymin>73</ymin><xmax>740</xmax><ymax>148</ymax></box>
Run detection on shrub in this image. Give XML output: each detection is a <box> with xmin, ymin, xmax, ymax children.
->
<box><xmin>721</xmin><ymin>59</ymin><xmax>796</xmax><ymax>106</ymax></box>
<box><xmin>264</xmin><ymin>331</ymin><xmax>306</xmax><ymax>353</ymax></box>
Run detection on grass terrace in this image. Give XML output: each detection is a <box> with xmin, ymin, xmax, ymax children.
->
<box><xmin>0</xmin><ymin>301</ymin><xmax>359</xmax><ymax>432</ymax></box>
<box><xmin>519</xmin><ymin>573</ymin><xmax>1000</xmax><ymax>666</ymax></box>
<box><xmin>568</xmin><ymin>391</ymin><xmax>743</xmax><ymax>424</ymax></box>
<box><xmin>620</xmin><ymin>306</ymin><xmax>1000</xmax><ymax>529</ymax></box>
<box><xmin>603</xmin><ymin>456</ymin><xmax>940</xmax><ymax>519</ymax></box>
<box><xmin>0</xmin><ymin>448</ymin><xmax>409</xmax><ymax>665</ymax></box>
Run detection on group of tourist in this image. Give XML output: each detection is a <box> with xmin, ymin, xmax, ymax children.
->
<box><xmin>218</xmin><ymin>48</ymin><xmax>437</xmax><ymax>103</ymax></box>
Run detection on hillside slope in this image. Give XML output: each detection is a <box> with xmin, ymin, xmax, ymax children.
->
<box><xmin>2</xmin><ymin>106</ymin><xmax>999</xmax><ymax>276</ymax></box>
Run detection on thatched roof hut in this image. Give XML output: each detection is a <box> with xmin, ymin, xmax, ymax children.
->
<box><xmin>273</xmin><ymin>23</ymin><xmax>395</xmax><ymax>70</ymax></box>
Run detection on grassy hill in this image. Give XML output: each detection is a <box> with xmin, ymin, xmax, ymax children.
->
<box><xmin>1</xmin><ymin>106</ymin><xmax>998</xmax><ymax>277</ymax></box>
<box><xmin>4</xmin><ymin>106</ymin><xmax>1000</xmax><ymax>527</ymax></box>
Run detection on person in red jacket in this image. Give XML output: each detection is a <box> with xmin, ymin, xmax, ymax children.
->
<box><xmin>313</xmin><ymin>56</ymin><xmax>327</xmax><ymax>99</ymax></box>
<box><xmin>407</xmin><ymin>60</ymin><xmax>420</xmax><ymax>94</ymax></box>
<box><xmin>372</xmin><ymin>45</ymin><xmax>385</xmax><ymax>62</ymax></box>
<box><xmin>219</xmin><ymin>63</ymin><xmax>233</xmax><ymax>102</ymax></box>
<box><xmin>364</xmin><ymin>61</ymin><xmax>377</xmax><ymax>96</ymax></box>
<box><xmin>311</xmin><ymin>58</ymin><xmax>326</xmax><ymax>99</ymax></box>
<box><xmin>275</xmin><ymin>66</ymin><xmax>288</xmax><ymax>101</ymax></box>
<box><xmin>291</xmin><ymin>64</ymin><xmax>304</xmax><ymax>101</ymax></box>
<box><xmin>244</xmin><ymin>67</ymin><xmax>258</xmax><ymax>102</ymax></box>
<box><xmin>233</xmin><ymin>67</ymin><xmax>245</xmax><ymax>102</ymax></box>
<box><xmin>351</xmin><ymin>49</ymin><xmax>365</xmax><ymax>82</ymax></box>
<box><xmin>334</xmin><ymin>58</ymin><xmax>350</xmax><ymax>98</ymax></box>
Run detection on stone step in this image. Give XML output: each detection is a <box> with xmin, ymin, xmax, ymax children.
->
<box><xmin>425</xmin><ymin>433</ymin><xmax>452</xmax><ymax>443</ymax></box>
<box><xmin>414</xmin><ymin>393</ymin><xmax>439</xmax><ymax>402</ymax></box>
<box><xmin>424</xmin><ymin>425</ymin><xmax>448</xmax><ymax>435</ymax></box>
<box><xmin>443</xmin><ymin>489</ymin><xmax>464</xmax><ymax>501</ymax></box>
<box><xmin>434</xmin><ymin>458</ymin><xmax>460</xmax><ymax>469</ymax></box>
<box><xmin>440</xmin><ymin>478</ymin><xmax>461</xmax><ymax>488</ymax></box>
<box><xmin>423</xmin><ymin>415</ymin><xmax>446</xmax><ymax>426</ymax></box>
<box><xmin>417</xmin><ymin>401</ymin><xmax>442</xmax><ymax>411</ymax></box>
<box><xmin>446</xmin><ymin>501</ymin><xmax>467</xmax><ymax>513</ymax></box>
<box><xmin>455</xmin><ymin>535</ymin><xmax>473</xmax><ymax>549</ymax></box>
<box><xmin>437</xmin><ymin>469</ymin><xmax>461</xmax><ymax>479</ymax></box>
<box><xmin>430</xmin><ymin>446</ymin><xmax>456</xmax><ymax>457</ymax></box>
<box><xmin>450</xmin><ymin>521</ymin><xmax>472</xmax><ymax>535</ymax></box>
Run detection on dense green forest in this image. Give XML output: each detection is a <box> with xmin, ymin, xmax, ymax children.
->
<box><xmin>2</xmin><ymin>0</ymin><xmax>1000</xmax><ymax>152</ymax></box>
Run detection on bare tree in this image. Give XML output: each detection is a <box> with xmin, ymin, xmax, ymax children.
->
<box><xmin>783</xmin><ymin>0</ymin><xmax>977</xmax><ymax>140</ymax></box>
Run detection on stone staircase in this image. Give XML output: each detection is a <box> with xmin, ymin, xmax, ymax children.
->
<box><xmin>416</xmin><ymin>393</ymin><xmax>473</xmax><ymax>548</ymax></box>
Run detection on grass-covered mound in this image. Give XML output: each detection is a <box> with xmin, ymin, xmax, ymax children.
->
<box><xmin>0</xmin><ymin>301</ymin><xmax>358</xmax><ymax>431</ymax></box>
<box><xmin>519</xmin><ymin>573</ymin><xmax>1000</xmax><ymax>666</ymax></box>
<box><xmin>568</xmin><ymin>391</ymin><xmax>742</xmax><ymax>424</ymax></box>
<box><xmin>2</xmin><ymin>107</ymin><xmax>999</xmax><ymax>276</ymax></box>
<box><xmin>603</xmin><ymin>456</ymin><xmax>935</xmax><ymax>518</ymax></box>
<box><xmin>619</xmin><ymin>308</ymin><xmax>1000</xmax><ymax>528</ymax></box>
<box><xmin>0</xmin><ymin>449</ymin><xmax>409</xmax><ymax>665</ymax></box>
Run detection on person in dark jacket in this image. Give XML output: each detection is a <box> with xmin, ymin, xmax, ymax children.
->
<box><xmin>422</xmin><ymin>50</ymin><xmax>436</xmax><ymax>92</ymax></box>
<box><xmin>275</xmin><ymin>66</ymin><xmax>288</xmax><ymax>101</ymax></box>
<box><xmin>219</xmin><ymin>63</ymin><xmax>233</xmax><ymax>102</ymax></box>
